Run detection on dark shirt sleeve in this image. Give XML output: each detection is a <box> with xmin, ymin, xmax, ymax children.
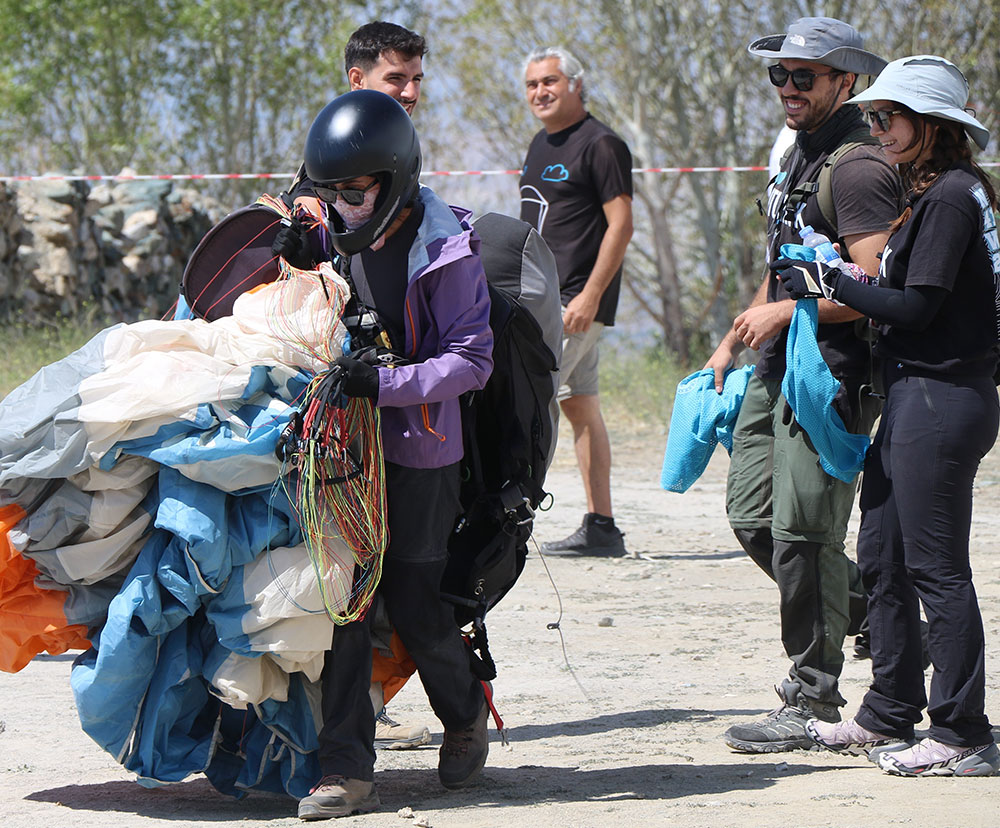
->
<box><xmin>830</xmin><ymin>149</ymin><xmax>903</xmax><ymax>237</ymax></box>
<box><xmin>834</xmin><ymin>277</ymin><xmax>948</xmax><ymax>330</ymax></box>
<box><xmin>586</xmin><ymin>134</ymin><xmax>633</xmax><ymax>204</ymax></box>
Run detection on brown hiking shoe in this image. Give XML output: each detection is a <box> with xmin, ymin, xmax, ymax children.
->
<box><xmin>297</xmin><ymin>775</ymin><xmax>379</xmax><ymax>820</ymax></box>
<box><xmin>374</xmin><ymin>708</ymin><xmax>432</xmax><ymax>750</ymax></box>
<box><xmin>438</xmin><ymin>701</ymin><xmax>489</xmax><ymax>789</ymax></box>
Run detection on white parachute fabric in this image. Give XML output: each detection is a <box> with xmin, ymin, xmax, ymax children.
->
<box><xmin>0</xmin><ymin>270</ymin><xmax>356</xmax><ymax>797</ymax></box>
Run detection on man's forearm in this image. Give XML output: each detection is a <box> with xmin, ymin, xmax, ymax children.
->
<box><xmin>580</xmin><ymin>217</ymin><xmax>632</xmax><ymax>302</ymax></box>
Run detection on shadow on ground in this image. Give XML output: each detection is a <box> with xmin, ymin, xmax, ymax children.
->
<box><xmin>26</xmin><ymin>761</ymin><xmax>844</xmax><ymax>821</ymax></box>
<box><xmin>506</xmin><ymin>707</ymin><xmax>763</xmax><ymax>743</ymax></box>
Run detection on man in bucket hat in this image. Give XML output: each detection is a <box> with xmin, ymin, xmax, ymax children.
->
<box><xmin>705</xmin><ymin>17</ymin><xmax>904</xmax><ymax>753</ymax></box>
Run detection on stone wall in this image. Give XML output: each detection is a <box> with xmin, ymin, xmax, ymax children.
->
<box><xmin>0</xmin><ymin>172</ymin><xmax>226</xmax><ymax>323</ymax></box>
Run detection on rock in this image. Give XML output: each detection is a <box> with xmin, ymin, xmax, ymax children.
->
<box><xmin>33</xmin><ymin>177</ymin><xmax>79</xmax><ymax>205</ymax></box>
<box><xmin>94</xmin><ymin>205</ymin><xmax>125</xmax><ymax>234</ymax></box>
<box><xmin>1</xmin><ymin>176</ymin><xmax>222</xmax><ymax>321</ymax></box>
<box><xmin>112</xmin><ymin>179</ymin><xmax>171</xmax><ymax>205</ymax></box>
<box><xmin>122</xmin><ymin>209</ymin><xmax>160</xmax><ymax>240</ymax></box>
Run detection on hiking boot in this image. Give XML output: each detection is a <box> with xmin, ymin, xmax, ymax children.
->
<box><xmin>540</xmin><ymin>513</ymin><xmax>626</xmax><ymax>558</ymax></box>
<box><xmin>878</xmin><ymin>738</ymin><xmax>1000</xmax><ymax>777</ymax></box>
<box><xmin>297</xmin><ymin>776</ymin><xmax>379</xmax><ymax>820</ymax></box>
<box><xmin>438</xmin><ymin>701</ymin><xmax>489</xmax><ymax>789</ymax></box>
<box><xmin>723</xmin><ymin>679</ymin><xmax>840</xmax><ymax>753</ymax></box>
<box><xmin>806</xmin><ymin>716</ymin><xmax>905</xmax><ymax>757</ymax></box>
<box><xmin>374</xmin><ymin>709</ymin><xmax>431</xmax><ymax>750</ymax></box>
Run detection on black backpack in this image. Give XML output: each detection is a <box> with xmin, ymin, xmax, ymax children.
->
<box><xmin>440</xmin><ymin>213</ymin><xmax>562</xmax><ymax>678</ymax></box>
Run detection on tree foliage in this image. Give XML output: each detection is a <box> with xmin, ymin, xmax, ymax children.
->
<box><xmin>0</xmin><ymin>1</ymin><xmax>997</xmax><ymax>358</ymax></box>
<box><xmin>0</xmin><ymin>1</ymin><xmax>421</xmax><ymax>201</ymax></box>
<box><xmin>431</xmin><ymin>0</ymin><xmax>999</xmax><ymax>363</ymax></box>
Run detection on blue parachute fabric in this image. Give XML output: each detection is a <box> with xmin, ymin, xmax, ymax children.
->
<box><xmin>238</xmin><ymin>675</ymin><xmax>322</xmax><ymax>798</ymax></box>
<box><xmin>782</xmin><ymin>299</ymin><xmax>870</xmax><ymax>482</ymax></box>
<box><xmin>2</xmin><ymin>280</ymin><xmax>357</xmax><ymax>799</ymax></box>
<box><xmin>70</xmin><ymin>474</ymin><xmax>322</xmax><ymax>795</ymax></box>
<box><xmin>660</xmin><ymin>365</ymin><xmax>755</xmax><ymax>493</ymax></box>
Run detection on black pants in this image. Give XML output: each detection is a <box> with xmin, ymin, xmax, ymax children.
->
<box><xmin>855</xmin><ymin>366</ymin><xmax>998</xmax><ymax>746</ymax></box>
<box><xmin>317</xmin><ymin>462</ymin><xmax>483</xmax><ymax>780</ymax></box>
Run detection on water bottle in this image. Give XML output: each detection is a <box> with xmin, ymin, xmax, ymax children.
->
<box><xmin>799</xmin><ymin>225</ymin><xmax>843</xmax><ymax>265</ymax></box>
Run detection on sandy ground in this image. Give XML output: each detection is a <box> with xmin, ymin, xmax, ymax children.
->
<box><xmin>3</xmin><ymin>421</ymin><xmax>1000</xmax><ymax>828</ymax></box>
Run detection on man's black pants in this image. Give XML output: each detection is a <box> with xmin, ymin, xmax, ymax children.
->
<box><xmin>317</xmin><ymin>462</ymin><xmax>483</xmax><ymax>780</ymax></box>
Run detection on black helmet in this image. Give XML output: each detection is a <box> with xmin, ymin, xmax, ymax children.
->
<box><xmin>303</xmin><ymin>90</ymin><xmax>422</xmax><ymax>255</ymax></box>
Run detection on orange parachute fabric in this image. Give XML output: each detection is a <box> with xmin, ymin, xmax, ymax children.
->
<box><xmin>0</xmin><ymin>504</ymin><xmax>90</xmax><ymax>673</ymax></box>
<box><xmin>370</xmin><ymin>631</ymin><xmax>417</xmax><ymax>707</ymax></box>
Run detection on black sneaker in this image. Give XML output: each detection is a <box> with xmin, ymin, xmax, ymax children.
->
<box><xmin>723</xmin><ymin>679</ymin><xmax>840</xmax><ymax>753</ymax></box>
<box><xmin>540</xmin><ymin>514</ymin><xmax>626</xmax><ymax>557</ymax></box>
<box><xmin>438</xmin><ymin>701</ymin><xmax>489</xmax><ymax>789</ymax></box>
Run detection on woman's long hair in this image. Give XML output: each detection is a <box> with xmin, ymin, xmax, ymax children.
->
<box><xmin>890</xmin><ymin>109</ymin><xmax>996</xmax><ymax>231</ymax></box>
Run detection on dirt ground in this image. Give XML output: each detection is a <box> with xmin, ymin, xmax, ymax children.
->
<box><xmin>2</xmin><ymin>421</ymin><xmax>1000</xmax><ymax>828</ymax></box>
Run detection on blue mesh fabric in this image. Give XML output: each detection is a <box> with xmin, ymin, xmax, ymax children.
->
<box><xmin>660</xmin><ymin>365</ymin><xmax>755</xmax><ymax>493</ymax></box>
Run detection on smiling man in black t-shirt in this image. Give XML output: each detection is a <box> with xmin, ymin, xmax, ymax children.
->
<box><xmin>703</xmin><ymin>17</ymin><xmax>903</xmax><ymax>756</ymax></box>
<box><xmin>519</xmin><ymin>46</ymin><xmax>633</xmax><ymax>558</ymax></box>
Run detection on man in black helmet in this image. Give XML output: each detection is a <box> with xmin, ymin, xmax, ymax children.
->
<box><xmin>704</xmin><ymin>17</ymin><xmax>903</xmax><ymax>754</ymax></box>
<box><xmin>290</xmin><ymin>90</ymin><xmax>494</xmax><ymax>820</ymax></box>
<box><xmin>269</xmin><ymin>19</ymin><xmax>435</xmax><ymax>756</ymax></box>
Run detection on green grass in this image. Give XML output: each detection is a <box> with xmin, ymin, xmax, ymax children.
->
<box><xmin>1</xmin><ymin>312</ymin><xmax>110</xmax><ymax>399</ymax></box>
<box><xmin>599</xmin><ymin>344</ymin><xmax>689</xmax><ymax>433</ymax></box>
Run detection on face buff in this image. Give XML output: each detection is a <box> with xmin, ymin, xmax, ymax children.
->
<box><xmin>333</xmin><ymin>184</ymin><xmax>380</xmax><ymax>230</ymax></box>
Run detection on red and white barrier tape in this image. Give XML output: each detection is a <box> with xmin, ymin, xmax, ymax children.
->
<box><xmin>2</xmin><ymin>163</ymin><xmax>998</xmax><ymax>183</ymax></box>
<box><xmin>0</xmin><ymin>166</ymin><xmax>765</xmax><ymax>183</ymax></box>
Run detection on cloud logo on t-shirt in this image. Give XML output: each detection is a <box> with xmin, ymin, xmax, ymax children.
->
<box><xmin>541</xmin><ymin>164</ymin><xmax>569</xmax><ymax>182</ymax></box>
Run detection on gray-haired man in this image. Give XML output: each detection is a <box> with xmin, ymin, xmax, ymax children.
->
<box><xmin>519</xmin><ymin>47</ymin><xmax>633</xmax><ymax>558</ymax></box>
<box><xmin>704</xmin><ymin>17</ymin><xmax>903</xmax><ymax>752</ymax></box>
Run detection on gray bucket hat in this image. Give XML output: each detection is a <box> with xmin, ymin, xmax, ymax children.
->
<box><xmin>848</xmin><ymin>55</ymin><xmax>990</xmax><ymax>150</ymax></box>
<box><xmin>748</xmin><ymin>16</ymin><xmax>887</xmax><ymax>76</ymax></box>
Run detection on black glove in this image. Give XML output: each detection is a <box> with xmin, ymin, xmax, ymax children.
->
<box><xmin>774</xmin><ymin>257</ymin><xmax>844</xmax><ymax>303</ymax></box>
<box><xmin>334</xmin><ymin>355</ymin><xmax>380</xmax><ymax>399</ymax></box>
<box><xmin>271</xmin><ymin>219</ymin><xmax>314</xmax><ymax>270</ymax></box>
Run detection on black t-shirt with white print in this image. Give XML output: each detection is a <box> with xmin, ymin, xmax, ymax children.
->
<box><xmin>519</xmin><ymin>114</ymin><xmax>632</xmax><ymax>326</ymax></box>
<box><xmin>874</xmin><ymin>162</ymin><xmax>1000</xmax><ymax>376</ymax></box>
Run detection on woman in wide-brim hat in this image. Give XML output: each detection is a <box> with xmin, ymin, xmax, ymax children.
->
<box><xmin>778</xmin><ymin>54</ymin><xmax>1000</xmax><ymax>777</ymax></box>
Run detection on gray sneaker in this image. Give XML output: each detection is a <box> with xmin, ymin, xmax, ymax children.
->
<box><xmin>297</xmin><ymin>776</ymin><xmax>379</xmax><ymax>820</ymax></box>
<box><xmin>878</xmin><ymin>738</ymin><xmax>1000</xmax><ymax>777</ymax></box>
<box><xmin>540</xmin><ymin>514</ymin><xmax>626</xmax><ymax>558</ymax></box>
<box><xmin>374</xmin><ymin>709</ymin><xmax>431</xmax><ymax>750</ymax></box>
<box><xmin>806</xmin><ymin>716</ymin><xmax>908</xmax><ymax>757</ymax></box>
<box><xmin>724</xmin><ymin>679</ymin><xmax>840</xmax><ymax>753</ymax></box>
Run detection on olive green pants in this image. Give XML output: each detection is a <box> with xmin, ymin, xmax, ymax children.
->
<box><xmin>727</xmin><ymin>375</ymin><xmax>878</xmax><ymax>706</ymax></box>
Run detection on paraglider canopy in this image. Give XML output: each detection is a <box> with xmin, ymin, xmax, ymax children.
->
<box><xmin>181</xmin><ymin>204</ymin><xmax>285</xmax><ymax>321</ymax></box>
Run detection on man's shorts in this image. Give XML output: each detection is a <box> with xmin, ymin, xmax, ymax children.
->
<box><xmin>557</xmin><ymin>321</ymin><xmax>605</xmax><ymax>401</ymax></box>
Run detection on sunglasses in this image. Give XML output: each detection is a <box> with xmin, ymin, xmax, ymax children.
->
<box><xmin>313</xmin><ymin>179</ymin><xmax>378</xmax><ymax>206</ymax></box>
<box><xmin>863</xmin><ymin>108</ymin><xmax>904</xmax><ymax>132</ymax></box>
<box><xmin>767</xmin><ymin>64</ymin><xmax>843</xmax><ymax>92</ymax></box>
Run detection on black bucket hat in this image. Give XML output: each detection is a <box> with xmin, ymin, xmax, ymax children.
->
<box><xmin>748</xmin><ymin>16</ymin><xmax>887</xmax><ymax>76</ymax></box>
